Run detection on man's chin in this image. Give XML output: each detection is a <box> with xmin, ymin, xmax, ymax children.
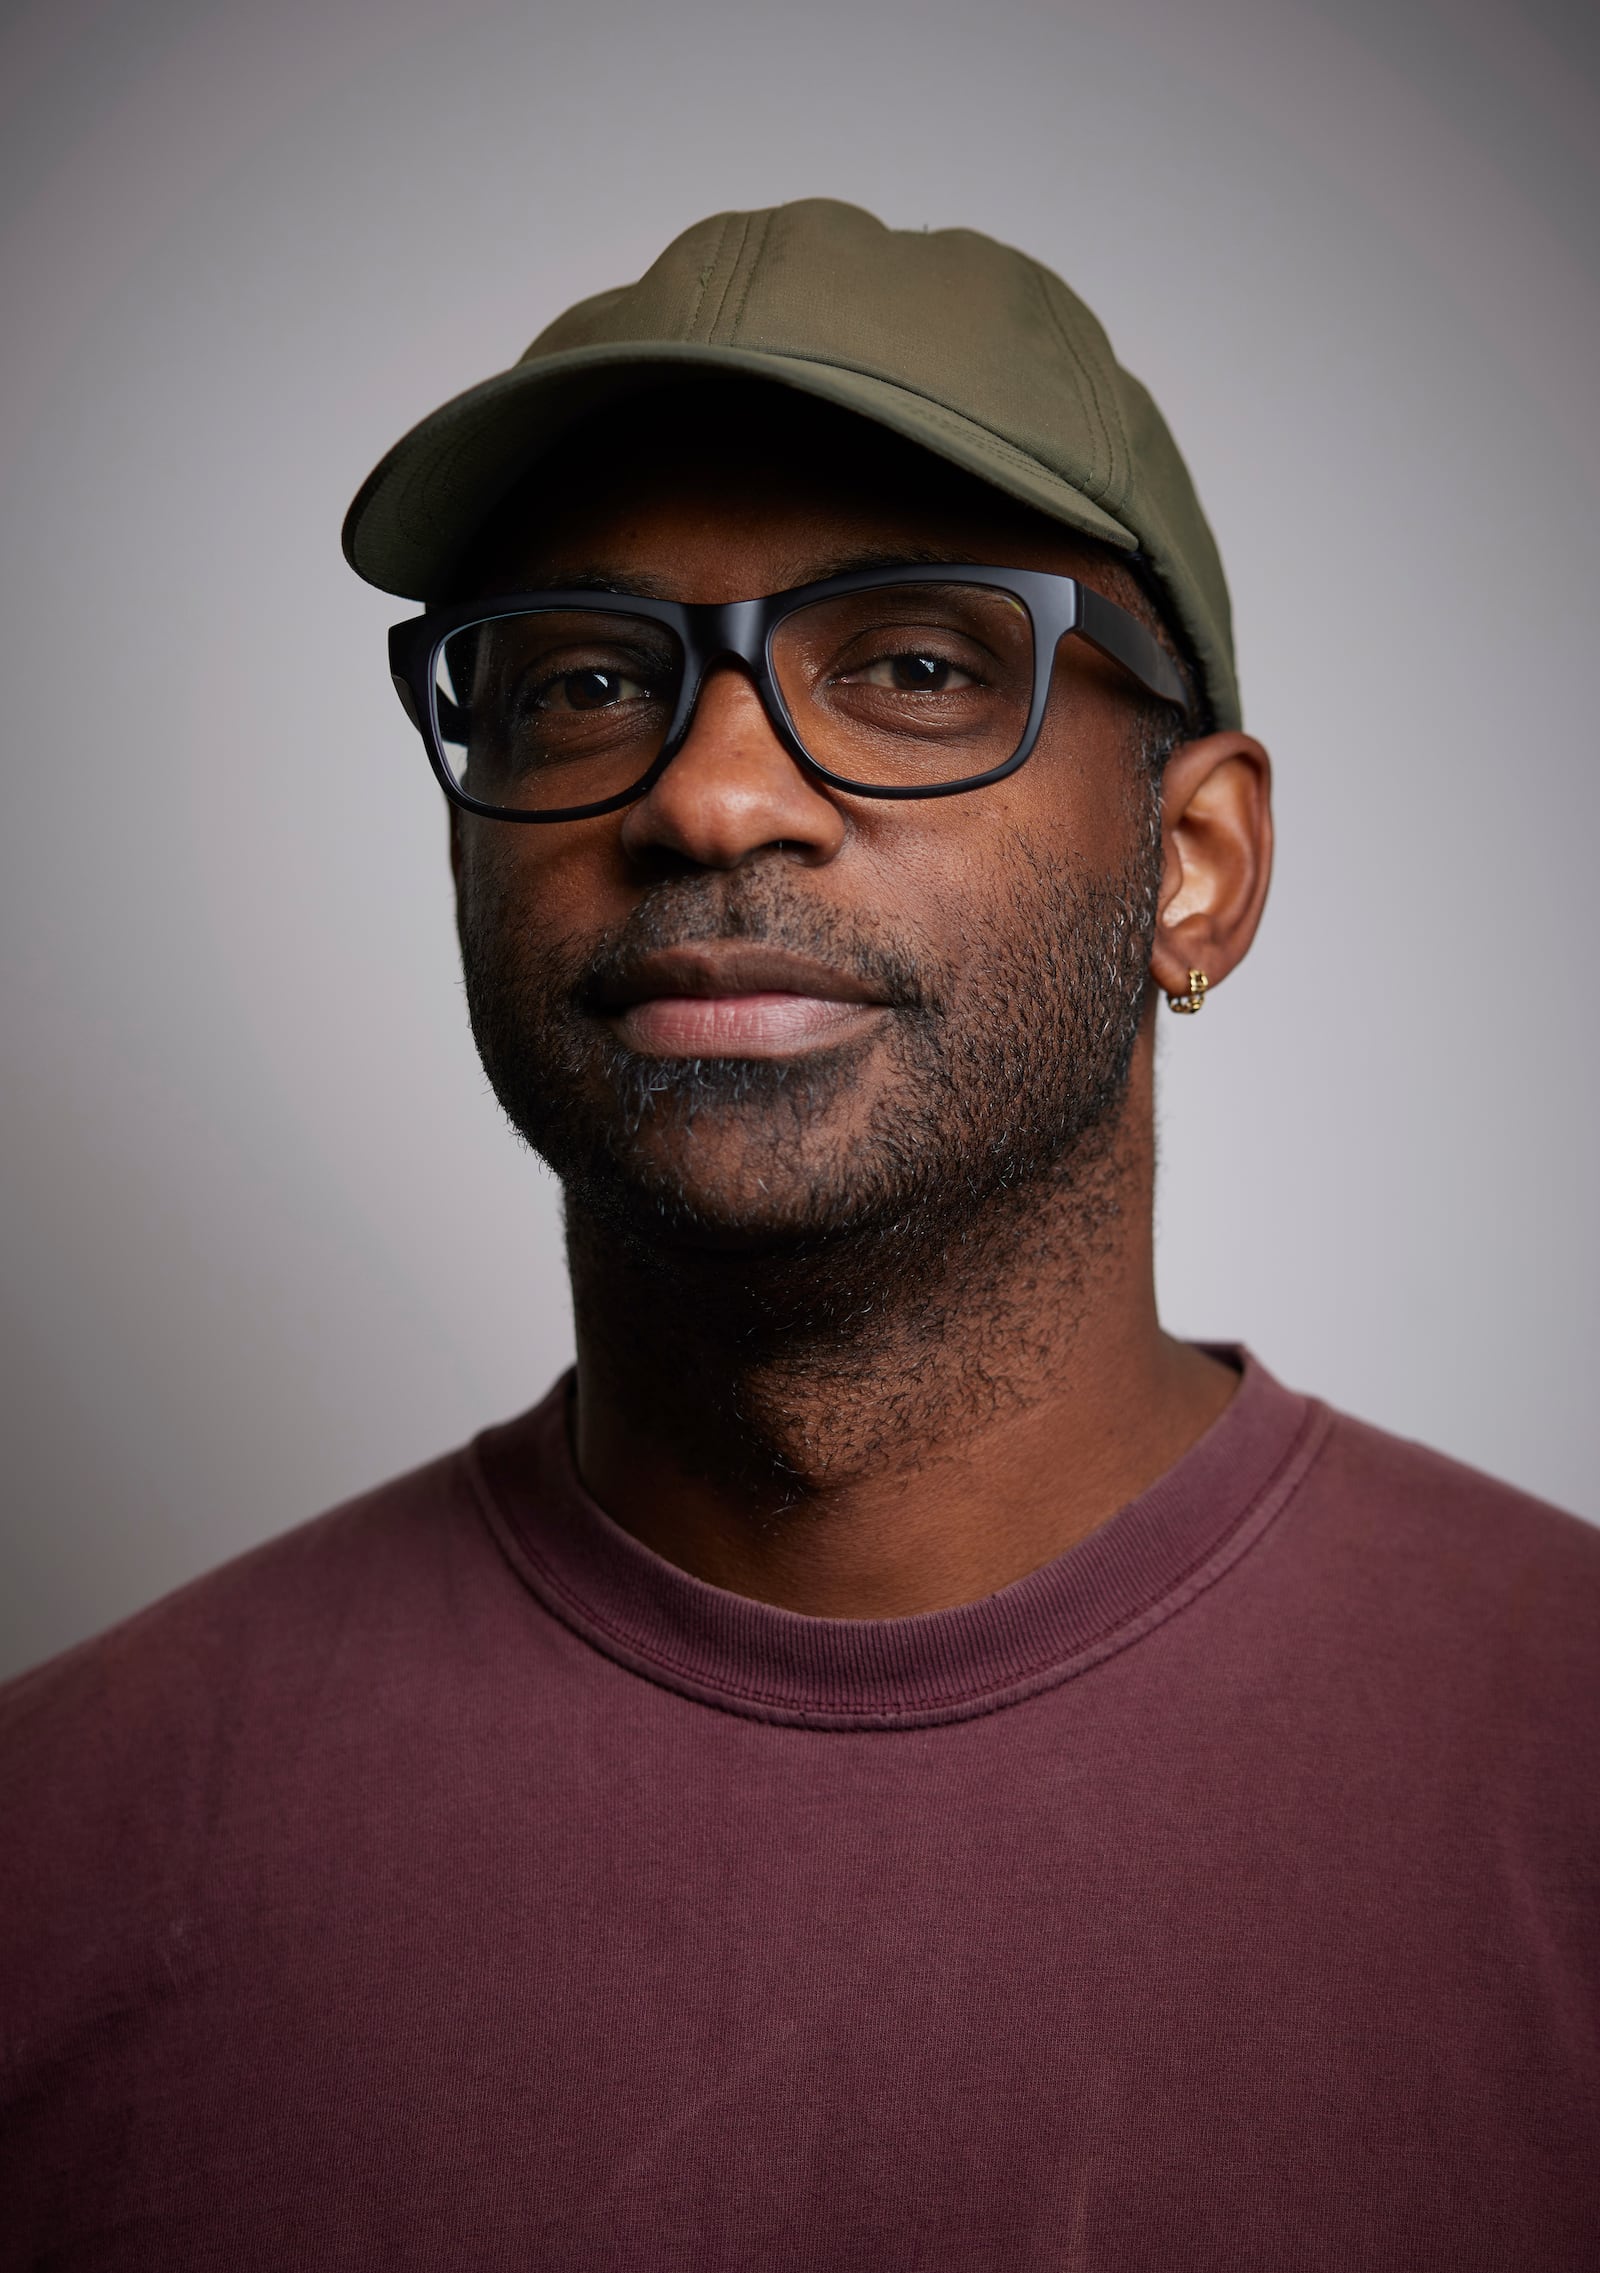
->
<box><xmin>562</xmin><ymin>1117</ymin><xmax>881</xmax><ymax>1256</ymax></box>
<box><xmin>496</xmin><ymin>1040</ymin><xmax>890</xmax><ymax>1252</ymax></box>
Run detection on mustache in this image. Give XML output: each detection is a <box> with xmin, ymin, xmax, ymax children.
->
<box><xmin>567</xmin><ymin>872</ymin><xmax>937</xmax><ymax>1016</ymax></box>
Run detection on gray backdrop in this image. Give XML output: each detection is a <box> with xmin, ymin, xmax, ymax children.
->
<box><xmin>3</xmin><ymin>0</ymin><xmax>1596</xmax><ymax>1682</ymax></box>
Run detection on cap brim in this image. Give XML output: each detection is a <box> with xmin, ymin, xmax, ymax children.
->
<box><xmin>342</xmin><ymin>341</ymin><xmax>1141</xmax><ymax>600</ymax></box>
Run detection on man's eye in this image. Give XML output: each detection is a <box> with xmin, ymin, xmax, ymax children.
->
<box><xmin>851</xmin><ymin>652</ymin><xmax>977</xmax><ymax>694</ymax></box>
<box><xmin>532</xmin><ymin>667</ymin><xmax>653</xmax><ymax>713</ymax></box>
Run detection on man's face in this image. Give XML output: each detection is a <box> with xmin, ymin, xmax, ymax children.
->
<box><xmin>453</xmin><ymin>388</ymin><xmax>1168</xmax><ymax>1255</ymax></box>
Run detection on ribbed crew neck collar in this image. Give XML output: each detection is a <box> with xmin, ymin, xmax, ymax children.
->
<box><xmin>467</xmin><ymin>1353</ymin><xmax>1327</xmax><ymax>1730</ymax></box>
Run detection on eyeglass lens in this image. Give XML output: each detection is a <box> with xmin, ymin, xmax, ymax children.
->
<box><xmin>431</xmin><ymin>582</ymin><xmax>1037</xmax><ymax>814</ymax></box>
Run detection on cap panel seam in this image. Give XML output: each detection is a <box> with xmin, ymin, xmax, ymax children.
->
<box><xmin>692</xmin><ymin>212</ymin><xmax>753</xmax><ymax>344</ymax></box>
<box><xmin>722</xmin><ymin>207</ymin><xmax>774</xmax><ymax>346</ymax></box>
<box><xmin>1081</xmin><ymin>339</ymin><xmax>1129</xmax><ymax>510</ymax></box>
<box><xmin>1033</xmin><ymin>268</ymin><xmax>1123</xmax><ymax>506</ymax></box>
<box><xmin>683</xmin><ymin>215</ymin><xmax>731</xmax><ymax>342</ymax></box>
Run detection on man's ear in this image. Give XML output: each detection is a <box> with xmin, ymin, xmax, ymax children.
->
<box><xmin>1149</xmin><ymin>731</ymin><xmax>1274</xmax><ymax>1000</ymax></box>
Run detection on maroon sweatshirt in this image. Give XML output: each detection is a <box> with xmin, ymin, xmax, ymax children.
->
<box><xmin>2</xmin><ymin>1354</ymin><xmax>1596</xmax><ymax>2268</ymax></box>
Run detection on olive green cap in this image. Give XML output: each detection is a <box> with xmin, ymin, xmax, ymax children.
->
<box><xmin>343</xmin><ymin>199</ymin><xmax>1240</xmax><ymax>728</ymax></box>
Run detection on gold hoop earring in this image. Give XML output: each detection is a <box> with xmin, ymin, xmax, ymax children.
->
<box><xmin>1167</xmin><ymin>970</ymin><xmax>1209</xmax><ymax>1015</ymax></box>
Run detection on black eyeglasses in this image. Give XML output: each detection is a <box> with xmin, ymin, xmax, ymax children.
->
<box><xmin>387</xmin><ymin>564</ymin><xmax>1188</xmax><ymax>824</ymax></box>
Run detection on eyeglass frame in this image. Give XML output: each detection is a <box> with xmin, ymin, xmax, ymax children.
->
<box><xmin>386</xmin><ymin>562</ymin><xmax>1191</xmax><ymax>825</ymax></box>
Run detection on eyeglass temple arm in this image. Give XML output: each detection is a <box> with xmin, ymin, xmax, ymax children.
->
<box><xmin>388</xmin><ymin>627</ymin><xmax>465</xmax><ymax>741</ymax></box>
<box><xmin>392</xmin><ymin>675</ymin><xmax>468</xmax><ymax>742</ymax></box>
<box><xmin>1073</xmin><ymin>587</ymin><xmax>1190</xmax><ymax>713</ymax></box>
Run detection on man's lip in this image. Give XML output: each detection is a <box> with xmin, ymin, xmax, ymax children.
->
<box><xmin>592</xmin><ymin>945</ymin><xmax>893</xmax><ymax>1011</ymax></box>
<box><xmin>614</xmin><ymin>993</ymin><xmax>887</xmax><ymax>1058</ymax></box>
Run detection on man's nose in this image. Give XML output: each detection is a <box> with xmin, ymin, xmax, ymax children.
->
<box><xmin>616</xmin><ymin>666</ymin><xmax>847</xmax><ymax>871</ymax></box>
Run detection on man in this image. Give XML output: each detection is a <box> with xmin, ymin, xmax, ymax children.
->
<box><xmin>2</xmin><ymin>201</ymin><xmax>1595</xmax><ymax>2268</ymax></box>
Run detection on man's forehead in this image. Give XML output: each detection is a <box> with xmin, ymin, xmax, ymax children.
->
<box><xmin>492</xmin><ymin>543</ymin><xmax>1071</xmax><ymax>605</ymax></box>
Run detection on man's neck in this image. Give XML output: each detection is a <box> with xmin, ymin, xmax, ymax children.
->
<box><xmin>565</xmin><ymin>1059</ymin><xmax>1235</xmax><ymax>1618</ymax></box>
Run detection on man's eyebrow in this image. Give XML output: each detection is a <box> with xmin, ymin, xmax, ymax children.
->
<box><xmin>804</xmin><ymin>544</ymin><xmax>981</xmax><ymax>578</ymax></box>
<box><xmin>507</xmin><ymin>566</ymin><xmax>681</xmax><ymax>599</ymax></box>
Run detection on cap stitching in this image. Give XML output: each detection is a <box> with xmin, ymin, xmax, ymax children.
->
<box><xmin>695</xmin><ymin>213</ymin><xmax>753</xmax><ymax>344</ymax></box>
<box><xmin>684</xmin><ymin>215</ymin><xmax>732</xmax><ymax>342</ymax></box>
<box><xmin>1081</xmin><ymin>350</ymin><xmax>1130</xmax><ymax>513</ymax></box>
<box><xmin>1031</xmin><ymin>267</ymin><xmax>1115</xmax><ymax>501</ymax></box>
<box><xmin>722</xmin><ymin>207</ymin><xmax>774</xmax><ymax>346</ymax></box>
<box><xmin>1072</xmin><ymin>310</ymin><xmax>1128</xmax><ymax>508</ymax></box>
